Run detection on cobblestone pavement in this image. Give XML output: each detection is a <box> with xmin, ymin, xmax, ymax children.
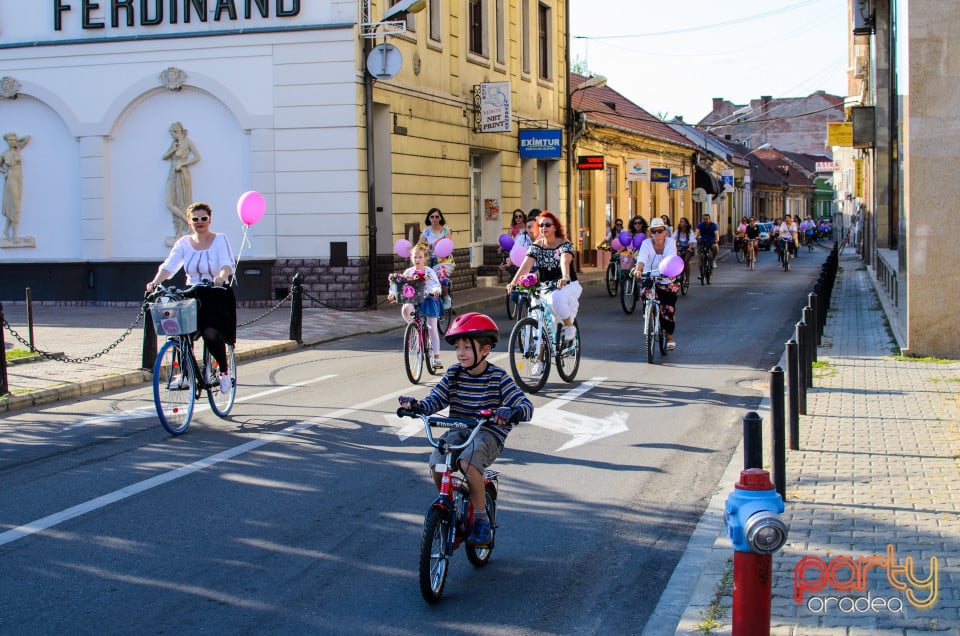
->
<box><xmin>664</xmin><ymin>253</ymin><xmax>960</xmax><ymax>635</ymax></box>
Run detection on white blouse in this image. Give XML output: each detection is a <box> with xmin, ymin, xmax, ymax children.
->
<box><xmin>158</xmin><ymin>233</ymin><xmax>236</xmax><ymax>285</ymax></box>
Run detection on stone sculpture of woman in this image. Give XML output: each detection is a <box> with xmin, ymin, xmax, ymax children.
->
<box><xmin>162</xmin><ymin>122</ymin><xmax>201</xmax><ymax>238</ymax></box>
<box><xmin>1</xmin><ymin>132</ymin><xmax>31</xmax><ymax>246</ymax></box>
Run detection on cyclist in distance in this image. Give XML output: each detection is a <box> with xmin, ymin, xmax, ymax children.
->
<box><xmin>505</xmin><ymin>210</ymin><xmax>581</xmax><ymax>343</ymax></box>
<box><xmin>633</xmin><ymin>217</ymin><xmax>680</xmax><ymax>350</ymax></box>
<box><xmin>745</xmin><ymin>217</ymin><xmax>761</xmax><ymax>267</ymax></box>
<box><xmin>675</xmin><ymin>217</ymin><xmax>696</xmax><ymax>286</ymax></box>
<box><xmin>399</xmin><ymin>312</ymin><xmax>533</xmax><ymax>546</ymax></box>
<box><xmin>695</xmin><ymin>212</ymin><xmax>719</xmax><ymax>268</ymax></box>
<box><xmin>389</xmin><ymin>244</ymin><xmax>444</xmax><ymax>371</ymax></box>
<box><xmin>146</xmin><ymin>201</ymin><xmax>236</xmax><ymax>394</ymax></box>
<box><xmin>777</xmin><ymin>215</ymin><xmax>796</xmax><ymax>264</ymax></box>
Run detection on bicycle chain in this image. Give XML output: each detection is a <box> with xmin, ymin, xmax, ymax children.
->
<box><xmin>2</xmin><ymin>310</ymin><xmax>144</xmax><ymax>364</ymax></box>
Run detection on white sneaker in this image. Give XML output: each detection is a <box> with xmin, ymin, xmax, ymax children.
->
<box><xmin>562</xmin><ymin>325</ymin><xmax>576</xmax><ymax>342</ymax></box>
<box><xmin>168</xmin><ymin>374</ymin><xmax>188</xmax><ymax>390</ymax></box>
<box><xmin>219</xmin><ymin>373</ymin><xmax>232</xmax><ymax>393</ymax></box>
<box><xmin>531</xmin><ymin>361</ymin><xmax>544</xmax><ymax>376</ymax></box>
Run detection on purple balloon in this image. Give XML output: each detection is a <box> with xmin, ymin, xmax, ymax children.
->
<box><xmin>499</xmin><ymin>234</ymin><xmax>514</xmax><ymax>251</ymax></box>
<box><xmin>618</xmin><ymin>230</ymin><xmax>632</xmax><ymax>246</ymax></box>
<box><xmin>659</xmin><ymin>254</ymin><xmax>684</xmax><ymax>278</ymax></box>
<box><xmin>632</xmin><ymin>233</ymin><xmax>645</xmax><ymax>249</ymax></box>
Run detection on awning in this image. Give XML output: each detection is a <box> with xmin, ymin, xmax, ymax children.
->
<box><xmin>695</xmin><ymin>166</ymin><xmax>721</xmax><ymax>195</ymax></box>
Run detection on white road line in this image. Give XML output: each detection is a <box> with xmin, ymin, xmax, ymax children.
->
<box><xmin>60</xmin><ymin>375</ymin><xmax>338</xmax><ymax>431</ymax></box>
<box><xmin>2</xmin><ymin>383</ymin><xmax>405</xmax><ymax>547</ymax></box>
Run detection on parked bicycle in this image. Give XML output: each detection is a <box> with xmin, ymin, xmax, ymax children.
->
<box><xmin>145</xmin><ymin>282</ymin><xmax>237</xmax><ymax>435</ymax></box>
<box><xmin>507</xmin><ymin>277</ymin><xmax>581</xmax><ymax>393</ymax></box>
<box><xmin>698</xmin><ymin>243</ymin><xmax>714</xmax><ymax>285</ymax></box>
<box><xmin>398</xmin><ymin>409</ymin><xmax>501</xmax><ymax>604</ymax></box>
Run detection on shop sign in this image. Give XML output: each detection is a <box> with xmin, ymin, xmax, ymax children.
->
<box><xmin>669</xmin><ymin>175</ymin><xmax>689</xmax><ymax>190</ymax></box>
<box><xmin>519</xmin><ymin>129</ymin><xmax>562</xmax><ymax>159</ymax></box>
<box><xmin>475</xmin><ymin>82</ymin><xmax>512</xmax><ymax>133</ymax></box>
<box><xmin>827</xmin><ymin>122</ymin><xmax>853</xmax><ymax>147</ymax></box>
<box><xmin>626</xmin><ymin>158</ymin><xmax>650</xmax><ymax>182</ymax></box>
<box><xmin>722</xmin><ymin>169</ymin><xmax>734</xmax><ymax>193</ymax></box>
<box><xmin>650</xmin><ymin>168</ymin><xmax>671</xmax><ymax>183</ymax></box>
<box><xmin>577</xmin><ymin>156</ymin><xmax>604</xmax><ymax>170</ymax></box>
<box><xmin>816</xmin><ymin>161</ymin><xmax>840</xmax><ymax>172</ymax></box>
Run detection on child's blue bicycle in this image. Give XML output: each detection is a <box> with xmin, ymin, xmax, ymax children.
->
<box><xmin>398</xmin><ymin>408</ymin><xmax>500</xmax><ymax>604</ymax></box>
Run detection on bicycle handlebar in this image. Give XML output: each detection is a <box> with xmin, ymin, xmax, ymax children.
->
<box><xmin>397</xmin><ymin>409</ymin><xmax>491</xmax><ymax>452</ymax></box>
<box><xmin>144</xmin><ymin>279</ymin><xmax>228</xmax><ymax>304</ymax></box>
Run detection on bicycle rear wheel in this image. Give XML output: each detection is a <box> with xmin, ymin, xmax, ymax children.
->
<box><xmin>437</xmin><ymin>306</ymin><xmax>453</xmax><ymax>335</ymax></box>
<box><xmin>555</xmin><ymin>318</ymin><xmax>581</xmax><ymax>382</ymax></box>
<box><xmin>508</xmin><ymin>317</ymin><xmax>549</xmax><ymax>393</ymax></box>
<box><xmin>403</xmin><ymin>322</ymin><xmax>425</xmax><ymax>384</ymax></box>
<box><xmin>153</xmin><ymin>339</ymin><xmax>196</xmax><ymax>435</ymax></box>
<box><xmin>699</xmin><ymin>254</ymin><xmax>707</xmax><ymax>285</ymax></box>
<box><xmin>735</xmin><ymin>242</ymin><xmax>744</xmax><ymax>262</ymax></box>
<box><xmin>419</xmin><ymin>508</ymin><xmax>451</xmax><ymax>604</ymax></box>
<box><xmin>620</xmin><ymin>276</ymin><xmax>638</xmax><ymax>314</ymax></box>
<box><xmin>206</xmin><ymin>343</ymin><xmax>237</xmax><ymax>418</ymax></box>
<box><xmin>605</xmin><ymin>262</ymin><xmax>619</xmax><ymax>297</ymax></box>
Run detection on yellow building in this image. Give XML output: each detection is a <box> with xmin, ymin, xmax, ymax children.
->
<box><xmin>363</xmin><ymin>0</ymin><xmax>569</xmax><ymax>293</ymax></box>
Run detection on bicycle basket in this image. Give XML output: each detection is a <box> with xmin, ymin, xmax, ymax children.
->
<box><xmin>398</xmin><ymin>280</ymin><xmax>426</xmax><ymax>305</ymax></box>
<box><xmin>149</xmin><ymin>298</ymin><xmax>198</xmax><ymax>336</ymax></box>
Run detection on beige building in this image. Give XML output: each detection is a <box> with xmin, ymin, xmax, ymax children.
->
<box><xmin>366</xmin><ymin>0</ymin><xmax>569</xmax><ymax>293</ymax></box>
<box><xmin>838</xmin><ymin>0</ymin><xmax>960</xmax><ymax>357</ymax></box>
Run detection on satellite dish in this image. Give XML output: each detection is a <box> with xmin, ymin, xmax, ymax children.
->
<box><xmin>367</xmin><ymin>43</ymin><xmax>402</xmax><ymax>80</ymax></box>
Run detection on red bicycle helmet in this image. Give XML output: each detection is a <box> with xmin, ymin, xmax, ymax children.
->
<box><xmin>444</xmin><ymin>312</ymin><xmax>500</xmax><ymax>345</ymax></box>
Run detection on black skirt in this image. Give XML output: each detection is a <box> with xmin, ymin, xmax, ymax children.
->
<box><xmin>186</xmin><ymin>286</ymin><xmax>237</xmax><ymax>344</ymax></box>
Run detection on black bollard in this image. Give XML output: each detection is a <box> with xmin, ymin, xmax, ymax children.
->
<box><xmin>743</xmin><ymin>411</ymin><xmax>763</xmax><ymax>470</ymax></box>
<box><xmin>795</xmin><ymin>322</ymin><xmax>807</xmax><ymax>415</ymax></box>
<box><xmin>25</xmin><ymin>287</ymin><xmax>35</xmax><ymax>352</ymax></box>
<box><xmin>805</xmin><ymin>299</ymin><xmax>818</xmax><ymax>363</ymax></box>
<box><xmin>786</xmin><ymin>340</ymin><xmax>800</xmax><ymax>450</ymax></box>
<box><xmin>0</xmin><ymin>302</ymin><xmax>9</xmax><ymax>395</ymax></box>
<box><xmin>769</xmin><ymin>366</ymin><xmax>787</xmax><ymax>500</ymax></box>
<box><xmin>289</xmin><ymin>272</ymin><xmax>304</xmax><ymax>344</ymax></box>
<box><xmin>142</xmin><ymin>305</ymin><xmax>157</xmax><ymax>370</ymax></box>
<box><xmin>803</xmin><ymin>306</ymin><xmax>817</xmax><ymax>372</ymax></box>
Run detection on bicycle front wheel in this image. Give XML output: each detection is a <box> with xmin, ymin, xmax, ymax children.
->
<box><xmin>620</xmin><ymin>276</ymin><xmax>638</xmax><ymax>314</ymax></box>
<box><xmin>465</xmin><ymin>487</ymin><xmax>497</xmax><ymax>567</ymax></box>
<box><xmin>645</xmin><ymin>304</ymin><xmax>656</xmax><ymax>364</ymax></box>
<box><xmin>206</xmin><ymin>343</ymin><xmax>237</xmax><ymax>418</ymax></box>
<box><xmin>153</xmin><ymin>339</ymin><xmax>196</xmax><ymax>435</ymax></box>
<box><xmin>735</xmin><ymin>243</ymin><xmax>744</xmax><ymax>262</ymax></box>
<box><xmin>404</xmin><ymin>321</ymin><xmax>425</xmax><ymax>384</ymax></box>
<box><xmin>508</xmin><ymin>317</ymin><xmax>549</xmax><ymax>393</ymax></box>
<box><xmin>555</xmin><ymin>318</ymin><xmax>581</xmax><ymax>383</ymax></box>
<box><xmin>605</xmin><ymin>262</ymin><xmax>619</xmax><ymax>297</ymax></box>
<box><xmin>699</xmin><ymin>255</ymin><xmax>707</xmax><ymax>285</ymax></box>
<box><xmin>505</xmin><ymin>291</ymin><xmax>517</xmax><ymax>320</ymax></box>
<box><xmin>437</xmin><ymin>306</ymin><xmax>453</xmax><ymax>335</ymax></box>
<box><xmin>419</xmin><ymin>508</ymin><xmax>451</xmax><ymax>604</ymax></box>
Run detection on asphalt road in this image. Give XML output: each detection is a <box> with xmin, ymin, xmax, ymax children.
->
<box><xmin>0</xmin><ymin>248</ymin><xmax>823</xmax><ymax>635</ymax></box>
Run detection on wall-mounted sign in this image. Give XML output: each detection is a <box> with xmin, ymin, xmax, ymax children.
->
<box><xmin>669</xmin><ymin>175</ymin><xmax>689</xmax><ymax>190</ymax></box>
<box><xmin>827</xmin><ymin>122</ymin><xmax>853</xmax><ymax>147</ymax></box>
<box><xmin>650</xmin><ymin>168</ymin><xmax>671</xmax><ymax>183</ymax></box>
<box><xmin>577</xmin><ymin>156</ymin><xmax>604</xmax><ymax>170</ymax></box>
<box><xmin>519</xmin><ymin>129</ymin><xmax>562</xmax><ymax>159</ymax></box>
<box><xmin>626</xmin><ymin>158</ymin><xmax>650</xmax><ymax>182</ymax></box>
<box><xmin>722</xmin><ymin>169</ymin><xmax>734</xmax><ymax>193</ymax></box>
<box><xmin>815</xmin><ymin>161</ymin><xmax>840</xmax><ymax>172</ymax></box>
<box><xmin>474</xmin><ymin>82</ymin><xmax>512</xmax><ymax>133</ymax></box>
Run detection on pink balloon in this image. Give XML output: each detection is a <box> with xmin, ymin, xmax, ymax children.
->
<box><xmin>509</xmin><ymin>244</ymin><xmax>527</xmax><ymax>267</ymax></box>
<box><xmin>659</xmin><ymin>254</ymin><xmax>684</xmax><ymax>278</ymax></box>
<box><xmin>433</xmin><ymin>238</ymin><xmax>454</xmax><ymax>258</ymax></box>
<box><xmin>395</xmin><ymin>239</ymin><xmax>412</xmax><ymax>258</ymax></box>
<box><xmin>237</xmin><ymin>191</ymin><xmax>266</xmax><ymax>226</ymax></box>
<box><xmin>610</xmin><ymin>238</ymin><xmax>623</xmax><ymax>251</ymax></box>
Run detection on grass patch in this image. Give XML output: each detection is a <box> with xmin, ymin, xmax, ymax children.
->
<box><xmin>695</xmin><ymin>560</ymin><xmax>733</xmax><ymax>634</ymax></box>
<box><xmin>812</xmin><ymin>360</ymin><xmax>837</xmax><ymax>378</ymax></box>
<box><xmin>4</xmin><ymin>348</ymin><xmax>36</xmax><ymax>362</ymax></box>
<box><xmin>894</xmin><ymin>355</ymin><xmax>956</xmax><ymax>364</ymax></box>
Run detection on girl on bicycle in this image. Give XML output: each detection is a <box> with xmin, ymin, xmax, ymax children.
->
<box><xmin>675</xmin><ymin>217</ymin><xmax>696</xmax><ymax>286</ymax></box>
<box><xmin>389</xmin><ymin>244</ymin><xmax>444</xmax><ymax>371</ymax></box>
<box><xmin>506</xmin><ymin>211</ymin><xmax>581</xmax><ymax>345</ymax></box>
<box><xmin>399</xmin><ymin>312</ymin><xmax>533</xmax><ymax>546</ymax></box>
<box><xmin>633</xmin><ymin>217</ymin><xmax>680</xmax><ymax>350</ymax></box>
<box><xmin>147</xmin><ymin>201</ymin><xmax>236</xmax><ymax>394</ymax></box>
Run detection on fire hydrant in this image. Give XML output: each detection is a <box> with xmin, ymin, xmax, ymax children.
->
<box><xmin>724</xmin><ymin>468</ymin><xmax>789</xmax><ymax>635</ymax></box>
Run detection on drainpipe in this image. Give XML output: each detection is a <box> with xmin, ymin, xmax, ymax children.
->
<box><xmin>364</xmin><ymin>37</ymin><xmax>378</xmax><ymax>308</ymax></box>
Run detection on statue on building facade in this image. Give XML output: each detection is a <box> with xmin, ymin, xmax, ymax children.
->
<box><xmin>1</xmin><ymin>131</ymin><xmax>35</xmax><ymax>248</ymax></box>
<box><xmin>162</xmin><ymin>121</ymin><xmax>201</xmax><ymax>239</ymax></box>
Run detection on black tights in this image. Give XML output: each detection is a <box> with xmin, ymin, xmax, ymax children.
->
<box><xmin>202</xmin><ymin>327</ymin><xmax>228</xmax><ymax>374</ymax></box>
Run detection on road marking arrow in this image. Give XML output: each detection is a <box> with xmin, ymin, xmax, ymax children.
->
<box><xmin>528</xmin><ymin>377</ymin><xmax>629</xmax><ymax>451</ymax></box>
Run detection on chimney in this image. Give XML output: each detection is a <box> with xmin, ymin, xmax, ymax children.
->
<box><xmin>712</xmin><ymin>97</ymin><xmax>724</xmax><ymax>113</ymax></box>
<box><xmin>761</xmin><ymin>95</ymin><xmax>772</xmax><ymax>115</ymax></box>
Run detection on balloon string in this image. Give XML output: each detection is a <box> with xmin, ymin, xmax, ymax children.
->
<box><xmin>233</xmin><ymin>224</ymin><xmax>252</xmax><ymax>288</ymax></box>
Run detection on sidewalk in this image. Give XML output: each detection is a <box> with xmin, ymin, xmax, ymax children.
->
<box><xmin>0</xmin><ymin>269</ymin><xmax>605</xmax><ymax>412</ymax></box>
<box><xmin>662</xmin><ymin>251</ymin><xmax>960</xmax><ymax>635</ymax></box>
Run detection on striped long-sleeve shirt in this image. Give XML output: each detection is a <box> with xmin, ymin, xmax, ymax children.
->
<box><xmin>418</xmin><ymin>363</ymin><xmax>534</xmax><ymax>446</ymax></box>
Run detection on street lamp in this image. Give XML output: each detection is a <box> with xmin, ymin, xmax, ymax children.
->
<box><xmin>360</xmin><ymin>0</ymin><xmax>427</xmax><ymax>306</ymax></box>
<box><xmin>566</xmin><ymin>74</ymin><xmax>607</xmax><ymax>270</ymax></box>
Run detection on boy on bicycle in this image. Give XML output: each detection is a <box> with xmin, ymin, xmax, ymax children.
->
<box><xmin>400</xmin><ymin>312</ymin><xmax>533</xmax><ymax>546</ymax></box>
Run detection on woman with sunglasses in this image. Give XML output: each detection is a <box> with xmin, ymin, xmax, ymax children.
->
<box><xmin>633</xmin><ymin>217</ymin><xmax>680</xmax><ymax>350</ymax></box>
<box><xmin>508</xmin><ymin>208</ymin><xmax>526</xmax><ymax>238</ymax></box>
<box><xmin>506</xmin><ymin>211</ymin><xmax>581</xmax><ymax>345</ymax></box>
<box><xmin>418</xmin><ymin>207</ymin><xmax>455</xmax><ymax>307</ymax></box>
<box><xmin>146</xmin><ymin>201</ymin><xmax>237</xmax><ymax>394</ymax></box>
